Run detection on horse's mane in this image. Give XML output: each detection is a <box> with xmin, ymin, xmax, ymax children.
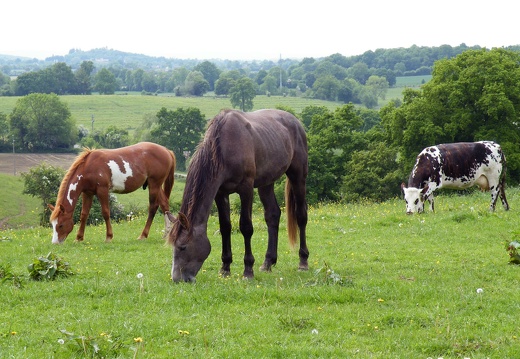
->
<box><xmin>169</xmin><ymin>111</ymin><xmax>227</xmax><ymax>243</ymax></box>
<box><xmin>50</xmin><ymin>148</ymin><xmax>93</xmax><ymax>220</ymax></box>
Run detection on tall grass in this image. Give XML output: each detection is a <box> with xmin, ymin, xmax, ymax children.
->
<box><xmin>1</xmin><ymin>187</ymin><xmax>519</xmax><ymax>357</ymax></box>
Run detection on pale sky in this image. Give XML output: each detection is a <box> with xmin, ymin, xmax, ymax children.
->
<box><xmin>2</xmin><ymin>0</ymin><xmax>518</xmax><ymax>61</ymax></box>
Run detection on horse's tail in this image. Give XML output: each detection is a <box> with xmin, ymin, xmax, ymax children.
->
<box><xmin>164</xmin><ymin>150</ymin><xmax>176</xmax><ymax>199</ymax></box>
<box><xmin>285</xmin><ymin>180</ymin><xmax>298</xmax><ymax>249</ymax></box>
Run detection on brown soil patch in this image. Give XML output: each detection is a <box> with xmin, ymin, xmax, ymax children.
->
<box><xmin>0</xmin><ymin>153</ymin><xmax>78</xmax><ymax>175</ymax></box>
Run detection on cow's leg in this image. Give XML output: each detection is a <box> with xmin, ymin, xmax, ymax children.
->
<box><xmin>426</xmin><ymin>195</ymin><xmax>435</xmax><ymax>212</ymax></box>
<box><xmin>499</xmin><ymin>179</ymin><xmax>510</xmax><ymax>211</ymax></box>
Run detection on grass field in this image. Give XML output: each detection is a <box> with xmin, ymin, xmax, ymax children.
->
<box><xmin>0</xmin><ymin>93</ymin><xmax>342</xmax><ymax>135</ymax></box>
<box><xmin>1</xmin><ymin>181</ymin><xmax>520</xmax><ymax>357</ymax></box>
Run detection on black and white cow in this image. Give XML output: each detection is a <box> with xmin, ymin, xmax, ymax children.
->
<box><xmin>401</xmin><ymin>141</ymin><xmax>509</xmax><ymax>214</ymax></box>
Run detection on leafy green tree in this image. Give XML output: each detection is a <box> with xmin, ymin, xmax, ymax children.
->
<box><xmin>299</xmin><ymin>105</ymin><xmax>329</xmax><ymax>129</ymax></box>
<box><xmin>306</xmin><ymin>104</ymin><xmax>365</xmax><ymax>202</ymax></box>
<box><xmin>94</xmin><ymin>68</ymin><xmax>118</xmax><ymax>94</ymax></box>
<box><xmin>214</xmin><ymin>70</ymin><xmax>242</xmax><ymax>96</ymax></box>
<box><xmin>312</xmin><ymin>75</ymin><xmax>340</xmax><ymax>101</ymax></box>
<box><xmin>0</xmin><ymin>112</ymin><xmax>11</xmax><ymax>151</ymax></box>
<box><xmin>229</xmin><ymin>78</ymin><xmax>256</xmax><ymax>111</ymax></box>
<box><xmin>184</xmin><ymin>71</ymin><xmax>209</xmax><ymax>96</ymax></box>
<box><xmin>74</xmin><ymin>61</ymin><xmax>94</xmax><ymax>94</ymax></box>
<box><xmin>259</xmin><ymin>75</ymin><xmax>279</xmax><ymax>95</ymax></box>
<box><xmin>365</xmin><ymin>75</ymin><xmax>389</xmax><ymax>100</ymax></box>
<box><xmin>194</xmin><ymin>61</ymin><xmax>221</xmax><ymax>91</ymax></box>
<box><xmin>151</xmin><ymin>107</ymin><xmax>207</xmax><ymax>170</ymax></box>
<box><xmin>342</xmin><ymin>141</ymin><xmax>402</xmax><ymax>202</ymax></box>
<box><xmin>9</xmin><ymin>93</ymin><xmax>77</xmax><ymax>151</ymax></box>
<box><xmin>21</xmin><ymin>163</ymin><xmax>65</xmax><ymax>225</ymax></box>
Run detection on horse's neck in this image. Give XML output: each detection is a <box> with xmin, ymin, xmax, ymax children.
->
<box><xmin>185</xmin><ymin>177</ymin><xmax>221</xmax><ymax>230</ymax></box>
<box><xmin>59</xmin><ymin>166</ymin><xmax>85</xmax><ymax>212</ymax></box>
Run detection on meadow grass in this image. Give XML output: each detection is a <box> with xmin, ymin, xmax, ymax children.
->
<box><xmin>0</xmin><ymin>94</ymin><xmax>341</xmax><ymax>135</ymax></box>
<box><xmin>1</xmin><ymin>187</ymin><xmax>520</xmax><ymax>358</ymax></box>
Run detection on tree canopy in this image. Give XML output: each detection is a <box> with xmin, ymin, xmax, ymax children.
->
<box><xmin>9</xmin><ymin>93</ymin><xmax>77</xmax><ymax>151</ymax></box>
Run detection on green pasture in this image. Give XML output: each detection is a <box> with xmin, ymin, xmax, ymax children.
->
<box><xmin>1</xmin><ymin>182</ymin><xmax>520</xmax><ymax>358</ymax></box>
<box><xmin>0</xmin><ymin>94</ymin><xmax>341</xmax><ymax>135</ymax></box>
<box><xmin>0</xmin><ymin>75</ymin><xmax>429</xmax><ymax>135</ymax></box>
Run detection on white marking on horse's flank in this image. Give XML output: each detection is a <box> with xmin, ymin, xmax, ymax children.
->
<box><xmin>107</xmin><ymin>160</ymin><xmax>133</xmax><ymax>192</ymax></box>
<box><xmin>51</xmin><ymin>219</ymin><xmax>59</xmax><ymax>244</ymax></box>
<box><xmin>66</xmin><ymin>175</ymin><xmax>83</xmax><ymax>206</ymax></box>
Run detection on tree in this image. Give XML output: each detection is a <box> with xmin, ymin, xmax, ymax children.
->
<box><xmin>21</xmin><ymin>163</ymin><xmax>65</xmax><ymax>225</ymax></box>
<box><xmin>184</xmin><ymin>71</ymin><xmax>209</xmax><ymax>96</ymax></box>
<box><xmin>312</xmin><ymin>75</ymin><xmax>340</xmax><ymax>101</ymax></box>
<box><xmin>74</xmin><ymin>61</ymin><xmax>94</xmax><ymax>94</ymax></box>
<box><xmin>94</xmin><ymin>68</ymin><xmax>118</xmax><ymax>94</ymax></box>
<box><xmin>194</xmin><ymin>61</ymin><xmax>221</xmax><ymax>91</ymax></box>
<box><xmin>150</xmin><ymin>107</ymin><xmax>207</xmax><ymax>170</ymax></box>
<box><xmin>9</xmin><ymin>93</ymin><xmax>77</xmax><ymax>151</ymax></box>
<box><xmin>214</xmin><ymin>70</ymin><xmax>242</xmax><ymax>96</ymax></box>
<box><xmin>306</xmin><ymin>104</ymin><xmax>365</xmax><ymax>202</ymax></box>
<box><xmin>229</xmin><ymin>78</ymin><xmax>256</xmax><ymax>111</ymax></box>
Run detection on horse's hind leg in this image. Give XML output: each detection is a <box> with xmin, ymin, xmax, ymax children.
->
<box><xmin>258</xmin><ymin>184</ymin><xmax>281</xmax><ymax>272</ymax></box>
<box><xmin>215</xmin><ymin>193</ymin><xmax>232</xmax><ymax>277</ymax></box>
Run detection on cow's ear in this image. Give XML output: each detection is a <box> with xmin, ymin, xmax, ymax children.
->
<box><xmin>421</xmin><ymin>185</ymin><xmax>429</xmax><ymax>194</ymax></box>
<box><xmin>401</xmin><ymin>183</ymin><xmax>407</xmax><ymax>190</ymax></box>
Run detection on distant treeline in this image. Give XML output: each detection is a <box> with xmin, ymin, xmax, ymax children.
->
<box><xmin>4</xmin><ymin>44</ymin><xmax>517</xmax><ymax>108</ymax></box>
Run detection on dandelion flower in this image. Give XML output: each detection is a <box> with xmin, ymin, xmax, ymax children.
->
<box><xmin>137</xmin><ymin>273</ymin><xmax>143</xmax><ymax>279</ymax></box>
<box><xmin>476</xmin><ymin>288</ymin><xmax>483</xmax><ymax>294</ymax></box>
<box><xmin>134</xmin><ymin>337</ymin><xmax>143</xmax><ymax>343</ymax></box>
<box><xmin>311</xmin><ymin>329</ymin><xmax>319</xmax><ymax>335</ymax></box>
<box><xmin>58</xmin><ymin>339</ymin><xmax>65</xmax><ymax>345</ymax></box>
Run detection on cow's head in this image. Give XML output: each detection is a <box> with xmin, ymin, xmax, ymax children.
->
<box><xmin>401</xmin><ymin>183</ymin><xmax>428</xmax><ymax>214</ymax></box>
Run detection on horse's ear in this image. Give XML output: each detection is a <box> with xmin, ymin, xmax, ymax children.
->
<box><xmin>401</xmin><ymin>183</ymin><xmax>407</xmax><ymax>190</ymax></box>
<box><xmin>178</xmin><ymin>212</ymin><xmax>190</xmax><ymax>231</ymax></box>
<box><xmin>48</xmin><ymin>204</ymin><xmax>55</xmax><ymax>211</ymax></box>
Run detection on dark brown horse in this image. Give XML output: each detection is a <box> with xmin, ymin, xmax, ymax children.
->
<box><xmin>50</xmin><ymin>142</ymin><xmax>176</xmax><ymax>244</ymax></box>
<box><xmin>167</xmin><ymin>109</ymin><xmax>309</xmax><ymax>282</ymax></box>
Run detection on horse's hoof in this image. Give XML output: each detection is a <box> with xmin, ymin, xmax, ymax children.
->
<box><xmin>219</xmin><ymin>270</ymin><xmax>231</xmax><ymax>278</ymax></box>
<box><xmin>298</xmin><ymin>263</ymin><xmax>309</xmax><ymax>271</ymax></box>
<box><xmin>259</xmin><ymin>263</ymin><xmax>272</xmax><ymax>272</ymax></box>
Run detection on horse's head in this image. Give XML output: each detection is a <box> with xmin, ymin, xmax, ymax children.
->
<box><xmin>167</xmin><ymin>212</ymin><xmax>211</xmax><ymax>283</ymax></box>
<box><xmin>49</xmin><ymin>204</ymin><xmax>74</xmax><ymax>244</ymax></box>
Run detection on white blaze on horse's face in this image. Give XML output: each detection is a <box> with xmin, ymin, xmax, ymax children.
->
<box><xmin>51</xmin><ymin>219</ymin><xmax>60</xmax><ymax>244</ymax></box>
<box><xmin>402</xmin><ymin>187</ymin><xmax>425</xmax><ymax>214</ymax></box>
<box><xmin>107</xmin><ymin>160</ymin><xmax>133</xmax><ymax>192</ymax></box>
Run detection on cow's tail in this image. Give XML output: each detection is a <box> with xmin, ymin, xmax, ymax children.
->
<box><xmin>285</xmin><ymin>180</ymin><xmax>298</xmax><ymax>249</ymax></box>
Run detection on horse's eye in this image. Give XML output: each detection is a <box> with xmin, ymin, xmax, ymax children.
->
<box><xmin>177</xmin><ymin>244</ymin><xmax>187</xmax><ymax>251</ymax></box>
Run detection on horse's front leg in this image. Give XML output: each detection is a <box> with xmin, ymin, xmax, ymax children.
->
<box><xmin>238</xmin><ymin>187</ymin><xmax>255</xmax><ymax>279</ymax></box>
<box><xmin>215</xmin><ymin>193</ymin><xmax>232</xmax><ymax>277</ymax></box>
<box><xmin>257</xmin><ymin>184</ymin><xmax>281</xmax><ymax>272</ymax></box>
<box><xmin>96</xmin><ymin>190</ymin><xmax>113</xmax><ymax>242</ymax></box>
<box><xmin>76</xmin><ymin>193</ymin><xmax>93</xmax><ymax>242</ymax></box>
